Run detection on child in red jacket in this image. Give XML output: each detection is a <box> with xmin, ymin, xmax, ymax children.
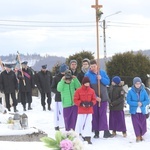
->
<box><xmin>74</xmin><ymin>77</ymin><xmax>96</xmax><ymax>144</ymax></box>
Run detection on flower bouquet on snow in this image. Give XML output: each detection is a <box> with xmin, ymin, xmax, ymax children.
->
<box><xmin>41</xmin><ymin>130</ymin><xmax>84</xmax><ymax>150</ymax></box>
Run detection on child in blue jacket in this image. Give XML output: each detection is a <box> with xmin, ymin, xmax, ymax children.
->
<box><xmin>127</xmin><ymin>77</ymin><xmax>149</xmax><ymax>142</ymax></box>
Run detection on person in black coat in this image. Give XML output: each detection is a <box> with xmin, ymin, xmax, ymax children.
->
<box><xmin>69</xmin><ymin>60</ymin><xmax>78</xmax><ymax>76</ymax></box>
<box><xmin>108</xmin><ymin>76</ymin><xmax>127</xmax><ymax>137</ymax></box>
<box><xmin>77</xmin><ymin>58</ymin><xmax>90</xmax><ymax>83</ymax></box>
<box><xmin>17</xmin><ymin>61</ymin><xmax>35</xmax><ymax>111</ymax></box>
<box><xmin>0</xmin><ymin>64</ymin><xmax>18</xmax><ymax>112</ymax></box>
<box><xmin>51</xmin><ymin>63</ymin><xmax>68</xmax><ymax>130</ymax></box>
<box><xmin>36</xmin><ymin>65</ymin><xmax>53</xmax><ymax>111</ymax></box>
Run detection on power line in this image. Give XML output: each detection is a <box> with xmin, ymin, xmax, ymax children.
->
<box><xmin>108</xmin><ymin>21</ymin><xmax>150</xmax><ymax>26</ymax></box>
<box><xmin>0</xmin><ymin>19</ymin><xmax>95</xmax><ymax>24</ymax></box>
<box><xmin>0</xmin><ymin>23</ymin><xmax>96</xmax><ymax>28</ymax></box>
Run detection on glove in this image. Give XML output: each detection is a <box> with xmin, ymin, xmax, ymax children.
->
<box><xmin>39</xmin><ymin>88</ymin><xmax>42</xmax><ymax>93</ymax></box>
<box><xmin>0</xmin><ymin>90</ymin><xmax>4</xmax><ymax>93</ymax></box>
<box><xmin>18</xmin><ymin>75</ymin><xmax>24</xmax><ymax>79</ymax></box>
<box><xmin>80</xmin><ymin>101</ymin><xmax>90</xmax><ymax>108</ymax></box>
<box><xmin>109</xmin><ymin>102</ymin><xmax>113</xmax><ymax>107</ymax></box>
<box><xmin>88</xmin><ymin>102</ymin><xmax>93</xmax><ymax>107</ymax></box>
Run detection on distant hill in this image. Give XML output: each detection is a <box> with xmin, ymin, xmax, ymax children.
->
<box><xmin>0</xmin><ymin>54</ymin><xmax>66</xmax><ymax>71</ymax></box>
<box><xmin>0</xmin><ymin>49</ymin><xmax>150</xmax><ymax>71</ymax></box>
<box><xmin>32</xmin><ymin>55</ymin><xmax>66</xmax><ymax>71</ymax></box>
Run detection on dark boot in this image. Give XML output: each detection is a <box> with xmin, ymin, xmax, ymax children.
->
<box><xmin>23</xmin><ymin>105</ymin><xmax>26</xmax><ymax>111</ymax></box>
<box><xmin>84</xmin><ymin>137</ymin><xmax>92</xmax><ymax>144</ymax></box>
<box><xmin>94</xmin><ymin>130</ymin><xmax>99</xmax><ymax>138</ymax></box>
<box><xmin>28</xmin><ymin>103</ymin><xmax>32</xmax><ymax>110</ymax></box>
<box><xmin>43</xmin><ymin>106</ymin><xmax>46</xmax><ymax>111</ymax></box>
<box><xmin>122</xmin><ymin>131</ymin><xmax>127</xmax><ymax>137</ymax></box>
<box><xmin>0</xmin><ymin>97</ymin><xmax>2</xmax><ymax>104</ymax></box>
<box><xmin>48</xmin><ymin>105</ymin><xmax>51</xmax><ymax>111</ymax></box>
<box><xmin>103</xmin><ymin>130</ymin><xmax>114</xmax><ymax>138</ymax></box>
<box><xmin>14</xmin><ymin>106</ymin><xmax>18</xmax><ymax>112</ymax></box>
<box><xmin>7</xmin><ymin>107</ymin><xmax>11</xmax><ymax>111</ymax></box>
<box><xmin>55</xmin><ymin>126</ymin><xmax>59</xmax><ymax>131</ymax></box>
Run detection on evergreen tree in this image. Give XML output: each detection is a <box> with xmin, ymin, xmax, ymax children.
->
<box><xmin>106</xmin><ymin>51</ymin><xmax>150</xmax><ymax>86</ymax></box>
<box><xmin>66</xmin><ymin>50</ymin><xmax>95</xmax><ymax>72</ymax></box>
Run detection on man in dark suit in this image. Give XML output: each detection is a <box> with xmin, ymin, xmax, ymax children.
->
<box><xmin>0</xmin><ymin>64</ymin><xmax>18</xmax><ymax>112</ymax></box>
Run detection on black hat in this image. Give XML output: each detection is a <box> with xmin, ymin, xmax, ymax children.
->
<box><xmin>65</xmin><ymin>69</ymin><xmax>72</xmax><ymax>80</ymax></box>
<box><xmin>42</xmin><ymin>65</ymin><xmax>47</xmax><ymax>69</ymax></box>
<box><xmin>82</xmin><ymin>76</ymin><xmax>90</xmax><ymax>84</ymax></box>
<box><xmin>4</xmin><ymin>64</ymin><xmax>12</xmax><ymax>68</ymax></box>
<box><xmin>21</xmin><ymin>61</ymin><xmax>28</xmax><ymax>65</ymax></box>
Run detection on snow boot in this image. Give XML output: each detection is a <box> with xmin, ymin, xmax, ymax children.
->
<box><xmin>43</xmin><ymin>106</ymin><xmax>46</xmax><ymax>111</ymax></box>
<box><xmin>122</xmin><ymin>131</ymin><xmax>127</xmax><ymax>137</ymax></box>
<box><xmin>55</xmin><ymin>126</ymin><xmax>59</xmax><ymax>131</ymax></box>
<box><xmin>14</xmin><ymin>106</ymin><xmax>18</xmax><ymax>112</ymax></box>
<box><xmin>28</xmin><ymin>103</ymin><xmax>32</xmax><ymax>110</ymax></box>
<box><xmin>48</xmin><ymin>105</ymin><xmax>51</xmax><ymax>111</ymax></box>
<box><xmin>23</xmin><ymin>105</ymin><xmax>26</xmax><ymax>111</ymax></box>
<box><xmin>136</xmin><ymin>136</ymin><xmax>141</xmax><ymax>142</ymax></box>
<box><xmin>84</xmin><ymin>137</ymin><xmax>92</xmax><ymax>144</ymax></box>
<box><xmin>0</xmin><ymin>97</ymin><xmax>2</xmax><ymax>104</ymax></box>
<box><xmin>94</xmin><ymin>130</ymin><xmax>99</xmax><ymax>138</ymax></box>
<box><xmin>103</xmin><ymin>130</ymin><xmax>114</xmax><ymax>138</ymax></box>
<box><xmin>112</xmin><ymin>131</ymin><xmax>116</xmax><ymax>136</ymax></box>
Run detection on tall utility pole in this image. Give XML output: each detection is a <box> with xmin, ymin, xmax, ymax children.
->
<box><xmin>103</xmin><ymin>19</ymin><xmax>106</xmax><ymax>67</ymax></box>
<box><xmin>103</xmin><ymin>11</ymin><xmax>121</xmax><ymax>67</ymax></box>
<box><xmin>91</xmin><ymin>0</ymin><xmax>103</xmax><ymax>107</ymax></box>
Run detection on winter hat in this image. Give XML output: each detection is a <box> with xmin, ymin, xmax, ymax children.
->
<box><xmin>112</xmin><ymin>76</ymin><xmax>121</xmax><ymax>84</ymax></box>
<box><xmin>41</xmin><ymin>64</ymin><xmax>47</xmax><ymax>69</ymax></box>
<box><xmin>70</xmin><ymin>59</ymin><xmax>77</xmax><ymax>65</ymax></box>
<box><xmin>59</xmin><ymin>64</ymin><xmax>68</xmax><ymax>73</ymax></box>
<box><xmin>21</xmin><ymin>61</ymin><xmax>28</xmax><ymax>65</ymax></box>
<box><xmin>133</xmin><ymin>77</ymin><xmax>142</xmax><ymax>85</ymax></box>
<box><xmin>4</xmin><ymin>64</ymin><xmax>12</xmax><ymax>68</ymax></box>
<box><xmin>82</xmin><ymin>77</ymin><xmax>90</xmax><ymax>85</ymax></box>
<box><xmin>82</xmin><ymin>58</ymin><xmax>90</xmax><ymax>64</ymax></box>
<box><xmin>65</xmin><ymin>69</ymin><xmax>72</xmax><ymax>80</ymax></box>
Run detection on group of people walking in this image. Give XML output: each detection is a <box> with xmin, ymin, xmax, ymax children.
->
<box><xmin>0</xmin><ymin>61</ymin><xmax>53</xmax><ymax>112</ymax></box>
<box><xmin>0</xmin><ymin>58</ymin><xmax>149</xmax><ymax>144</ymax></box>
<box><xmin>55</xmin><ymin>58</ymin><xmax>150</xmax><ymax>144</ymax></box>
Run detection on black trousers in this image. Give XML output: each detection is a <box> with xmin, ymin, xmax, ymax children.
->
<box><xmin>20</xmin><ymin>92</ymin><xmax>32</xmax><ymax>106</ymax></box>
<box><xmin>40</xmin><ymin>92</ymin><xmax>51</xmax><ymax>107</ymax></box>
<box><xmin>4</xmin><ymin>92</ymin><xmax>17</xmax><ymax>109</ymax></box>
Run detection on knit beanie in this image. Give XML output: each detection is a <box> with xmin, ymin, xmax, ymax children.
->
<box><xmin>59</xmin><ymin>64</ymin><xmax>68</xmax><ymax>73</ymax></box>
<box><xmin>82</xmin><ymin>58</ymin><xmax>90</xmax><ymax>64</ymax></box>
<box><xmin>133</xmin><ymin>77</ymin><xmax>142</xmax><ymax>85</ymax></box>
<box><xmin>82</xmin><ymin>77</ymin><xmax>90</xmax><ymax>85</ymax></box>
<box><xmin>112</xmin><ymin>76</ymin><xmax>121</xmax><ymax>84</ymax></box>
<box><xmin>70</xmin><ymin>59</ymin><xmax>77</xmax><ymax>64</ymax></box>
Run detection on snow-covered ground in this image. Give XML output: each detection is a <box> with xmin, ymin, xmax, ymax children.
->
<box><xmin>0</xmin><ymin>95</ymin><xmax>150</xmax><ymax>150</ymax></box>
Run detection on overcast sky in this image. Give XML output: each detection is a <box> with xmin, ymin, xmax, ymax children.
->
<box><xmin>0</xmin><ymin>0</ymin><xmax>150</xmax><ymax>58</ymax></box>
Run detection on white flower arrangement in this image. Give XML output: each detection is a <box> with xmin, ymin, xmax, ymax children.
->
<box><xmin>41</xmin><ymin>130</ymin><xmax>84</xmax><ymax>150</ymax></box>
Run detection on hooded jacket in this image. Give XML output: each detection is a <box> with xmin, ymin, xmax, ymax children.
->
<box><xmin>74</xmin><ymin>85</ymin><xmax>96</xmax><ymax>114</ymax></box>
<box><xmin>127</xmin><ymin>85</ymin><xmax>149</xmax><ymax>114</ymax></box>
<box><xmin>85</xmin><ymin>69</ymin><xmax>110</xmax><ymax>101</ymax></box>
<box><xmin>57</xmin><ymin>77</ymin><xmax>81</xmax><ymax>108</ymax></box>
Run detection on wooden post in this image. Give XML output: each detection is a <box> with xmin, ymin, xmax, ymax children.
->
<box><xmin>0</xmin><ymin>58</ymin><xmax>5</xmax><ymax>71</ymax></box>
<box><xmin>17</xmin><ymin>52</ymin><xmax>26</xmax><ymax>86</ymax></box>
<box><xmin>91</xmin><ymin>0</ymin><xmax>103</xmax><ymax>107</ymax></box>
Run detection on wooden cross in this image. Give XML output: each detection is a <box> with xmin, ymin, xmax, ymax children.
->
<box><xmin>91</xmin><ymin>0</ymin><xmax>103</xmax><ymax>107</ymax></box>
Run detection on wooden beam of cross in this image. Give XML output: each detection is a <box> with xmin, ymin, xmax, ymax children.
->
<box><xmin>91</xmin><ymin>0</ymin><xmax>103</xmax><ymax>107</ymax></box>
